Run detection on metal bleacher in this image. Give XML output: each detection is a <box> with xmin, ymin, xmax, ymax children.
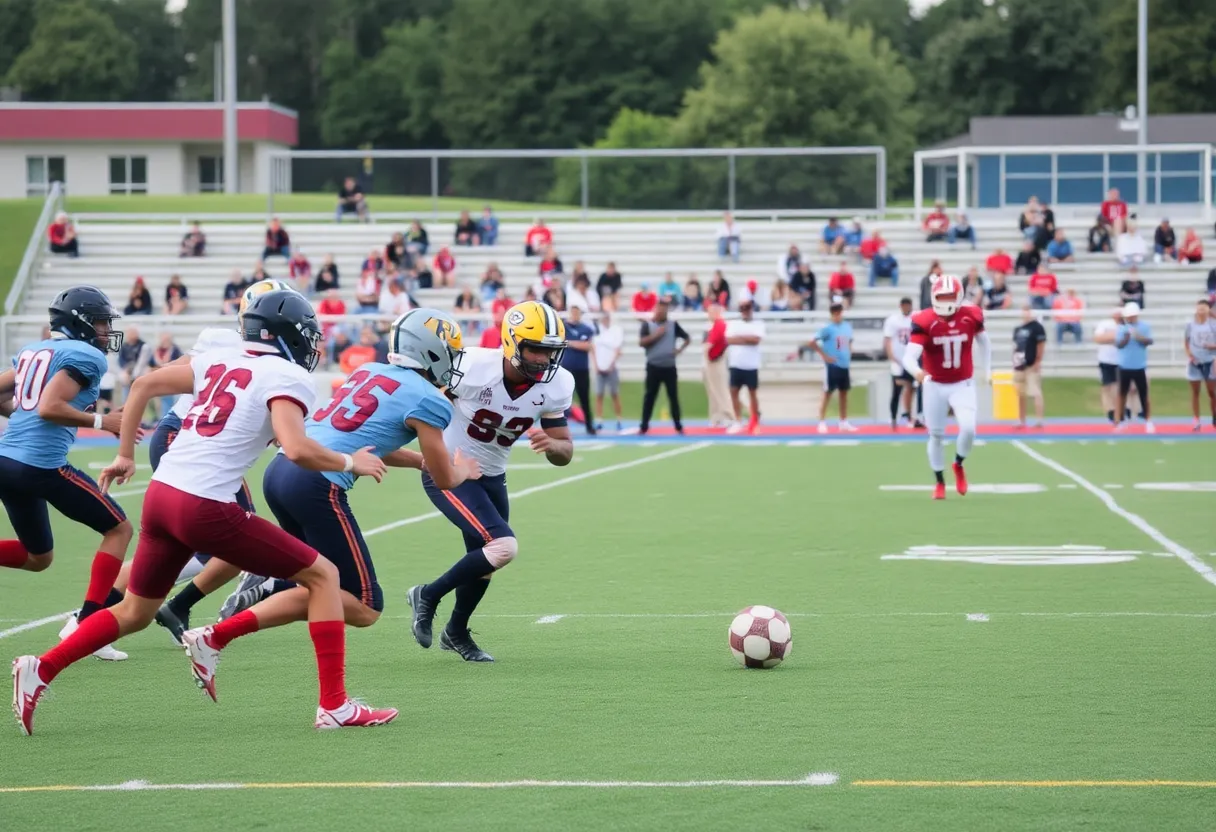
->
<box><xmin>10</xmin><ymin>216</ymin><xmax>1212</xmax><ymax>382</ymax></box>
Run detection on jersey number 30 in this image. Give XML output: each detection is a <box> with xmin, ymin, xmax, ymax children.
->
<box><xmin>932</xmin><ymin>334</ymin><xmax>968</xmax><ymax>369</ymax></box>
<box><xmin>313</xmin><ymin>369</ymin><xmax>401</xmax><ymax>431</ymax></box>
<box><xmin>182</xmin><ymin>364</ymin><xmax>253</xmax><ymax>437</ymax></box>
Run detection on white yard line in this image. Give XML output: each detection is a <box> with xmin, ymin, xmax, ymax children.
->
<box><xmin>381</xmin><ymin>611</ymin><xmax>1216</xmax><ymax>621</ymax></box>
<box><xmin>0</xmin><ymin>612</ymin><xmax>74</xmax><ymax>640</ymax></box>
<box><xmin>1012</xmin><ymin>440</ymin><xmax>1216</xmax><ymax>590</ymax></box>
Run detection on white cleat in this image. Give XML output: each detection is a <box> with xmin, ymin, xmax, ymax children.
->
<box><xmin>725</xmin><ymin>422</ymin><xmax>745</xmax><ymax>434</ymax></box>
<box><xmin>58</xmin><ymin>615</ymin><xmax>127</xmax><ymax>662</ymax></box>
<box><xmin>315</xmin><ymin>699</ymin><xmax>399</xmax><ymax>730</ymax></box>
<box><xmin>816</xmin><ymin>422</ymin><xmax>829</xmax><ymax>434</ymax></box>
<box><xmin>12</xmin><ymin>655</ymin><xmax>47</xmax><ymax>736</ymax></box>
<box><xmin>839</xmin><ymin>421</ymin><xmax>859</xmax><ymax>433</ymax></box>
<box><xmin>1144</xmin><ymin>421</ymin><xmax>1156</xmax><ymax>434</ymax></box>
<box><xmin>182</xmin><ymin>627</ymin><xmax>220</xmax><ymax>702</ymax></box>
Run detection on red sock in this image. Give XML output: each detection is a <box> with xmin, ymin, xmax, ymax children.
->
<box><xmin>38</xmin><ymin>610</ymin><xmax>119</xmax><ymax>683</ymax></box>
<box><xmin>308</xmin><ymin>620</ymin><xmax>347</xmax><ymax>711</ymax></box>
<box><xmin>0</xmin><ymin>539</ymin><xmax>28</xmax><ymax>569</ymax></box>
<box><xmin>209</xmin><ymin>609</ymin><xmax>260</xmax><ymax>649</ymax></box>
<box><xmin>80</xmin><ymin>551</ymin><xmax>123</xmax><ymax>616</ymax></box>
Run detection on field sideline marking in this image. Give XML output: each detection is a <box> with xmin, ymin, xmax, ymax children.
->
<box><xmin>1012</xmin><ymin>441</ymin><xmax>1216</xmax><ymax>590</ymax></box>
<box><xmin>852</xmin><ymin>780</ymin><xmax>1216</xmax><ymax>788</ymax></box>
<box><xmin>383</xmin><ymin>611</ymin><xmax>1216</xmax><ymax>621</ymax></box>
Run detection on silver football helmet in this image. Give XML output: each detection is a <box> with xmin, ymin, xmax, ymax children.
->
<box><xmin>387</xmin><ymin>308</ymin><xmax>466</xmax><ymax>390</ymax></box>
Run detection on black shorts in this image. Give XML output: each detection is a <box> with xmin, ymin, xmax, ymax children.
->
<box><xmin>893</xmin><ymin>369</ymin><xmax>916</xmax><ymax>384</ymax></box>
<box><xmin>1099</xmin><ymin>362</ymin><xmax>1119</xmax><ymax>386</ymax></box>
<box><xmin>423</xmin><ymin>471</ymin><xmax>512</xmax><ymax>552</ymax></box>
<box><xmin>1118</xmin><ymin>367</ymin><xmax>1149</xmax><ymax>401</ymax></box>
<box><xmin>0</xmin><ymin>457</ymin><xmax>126</xmax><ymax>556</ymax></box>
<box><xmin>825</xmin><ymin>365</ymin><xmax>852</xmax><ymax>392</ymax></box>
<box><xmin>729</xmin><ymin>367</ymin><xmax>759</xmax><ymax>390</ymax></box>
<box><xmin>262</xmin><ymin>454</ymin><xmax>382</xmax><ymax>612</ymax></box>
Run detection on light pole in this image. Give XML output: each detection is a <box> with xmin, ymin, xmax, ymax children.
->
<box><xmin>1135</xmin><ymin>0</ymin><xmax>1147</xmax><ymax>215</ymax></box>
<box><xmin>222</xmin><ymin>0</ymin><xmax>238</xmax><ymax>194</ymax></box>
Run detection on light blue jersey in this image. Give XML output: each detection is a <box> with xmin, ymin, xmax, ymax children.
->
<box><xmin>815</xmin><ymin>321</ymin><xmax>854</xmax><ymax>369</ymax></box>
<box><xmin>307</xmin><ymin>362</ymin><xmax>452</xmax><ymax>490</ymax></box>
<box><xmin>1116</xmin><ymin>322</ymin><xmax>1153</xmax><ymax>370</ymax></box>
<box><xmin>0</xmin><ymin>338</ymin><xmax>107</xmax><ymax>469</ymax></box>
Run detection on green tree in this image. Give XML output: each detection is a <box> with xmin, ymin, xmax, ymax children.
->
<box><xmin>914</xmin><ymin>12</ymin><xmax>1015</xmax><ymax>143</ymax></box>
<box><xmin>1099</xmin><ymin>0</ymin><xmax>1216</xmax><ymax>114</ymax></box>
<box><xmin>5</xmin><ymin>0</ymin><xmax>138</xmax><ymax>101</ymax></box>
<box><xmin>105</xmin><ymin>0</ymin><xmax>187</xmax><ymax>101</ymax></box>
<box><xmin>0</xmin><ymin>0</ymin><xmax>36</xmax><ymax>81</ymax></box>
<box><xmin>673</xmin><ymin>6</ymin><xmax>917</xmax><ymax>207</ymax></box>
<box><xmin>823</xmin><ymin>0</ymin><xmax>915</xmax><ymax>59</ymax></box>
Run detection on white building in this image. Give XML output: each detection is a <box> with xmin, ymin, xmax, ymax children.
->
<box><xmin>0</xmin><ymin>102</ymin><xmax>297</xmax><ymax>198</ymax></box>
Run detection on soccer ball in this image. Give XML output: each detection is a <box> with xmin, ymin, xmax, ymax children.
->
<box><xmin>729</xmin><ymin>605</ymin><xmax>792</xmax><ymax>669</ymax></box>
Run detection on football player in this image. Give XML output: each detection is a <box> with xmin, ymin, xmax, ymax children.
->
<box><xmin>186</xmin><ymin>309</ymin><xmax>479</xmax><ymax>651</ymax></box>
<box><xmin>407</xmin><ymin>300</ymin><xmax>574</xmax><ymax>662</ymax></box>
<box><xmin>882</xmin><ymin>297</ymin><xmax>915</xmax><ymax>429</ymax></box>
<box><xmin>0</xmin><ymin>286</ymin><xmax>135</xmax><ymax>661</ymax></box>
<box><xmin>13</xmin><ymin>291</ymin><xmax>395</xmax><ymax>735</ymax></box>
<box><xmin>901</xmin><ymin>275</ymin><xmax>992</xmax><ymax>500</ymax></box>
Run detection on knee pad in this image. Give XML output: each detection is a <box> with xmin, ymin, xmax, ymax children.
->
<box><xmin>483</xmin><ymin>536</ymin><xmax>518</xmax><ymax>569</ymax></box>
<box><xmin>929</xmin><ymin>429</ymin><xmax>946</xmax><ymax>441</ymax></box>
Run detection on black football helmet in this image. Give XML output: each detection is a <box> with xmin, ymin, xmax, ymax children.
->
<box><xmin>48</xmin><ymin>285</ymin><xmax>123</xmax><ymax>353</ymax></box>
<box><xmin>239</xmin><ymin>290</ymin><xmax>323</xmax><ymax>371</ymax></box>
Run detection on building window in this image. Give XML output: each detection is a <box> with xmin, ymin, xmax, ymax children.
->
<box><xmin>109</xmin><ymin>156</ymin><xmax>148</xmax><ymax>195</ymax></box>
<box><xmin>199</xmin><ymin>156</ymin><xmax>224</xmax><ymax>192</ymax></box>
<box><xmin>26</xmin><ymin>156</ymin><xmax>65</xmax><ymax>197</ymax></box>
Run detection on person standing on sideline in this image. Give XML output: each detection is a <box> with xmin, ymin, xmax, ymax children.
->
<box><xmin>561</xmin><ymin>305</ymin><xmax>596</xmax><ymax>434</ymax></box>
<box><xmin>591</xmin><ymin>307</ymin><xmax>625</xmax><ymax>432</ymax></box>
<box><xmin>638</xmin><ymin>299</ymin><xmax>690</xmax><ymax>434</ymax></box>
<box><xmin>882</xmin><ymin>297</ymin><xmax>915</xmax><ymax>428</ymax></box>
<box><xmin>1012</xmin><ymin>305</ymin><xmax>1047</xmax><ymax>428</ymax></box>
<box><xmin>1114</xmin><ymin>302</ymin><xmax>1154</xmax><ymax>433</ymax></box>
<box><xmin>702</xmin><ymin>302</ymin><xmax>734</xmax><ymax>427</ymax></box>
<box><xmin>1184</xmin><ymin>299</ymin><xmax>1216</xmax><ymax>430</ymax></box>
<box><xmin>1094</xmin><ymin>308</ymin><xmax>1127</xmax><ymax>423</ymax></box>
<box><xmin>808</xmin><ymin>303</ymin><xmax>856</xmax><ymax>433</ymax></box>
<box><xmin>725</xmin><ymin>299</ymin><xmax>766</xmax><ymax>434</ymax></box>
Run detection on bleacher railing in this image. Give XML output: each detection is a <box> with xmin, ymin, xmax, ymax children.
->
<box><xmin>6</xmin><ymin>181</ymin><xmax>64</xmax><ymax>315</ymax></box>
<box><xmin>266</xmin><ymin>147</ymin><xmax>888</xmax><ymax>220</ymax></box>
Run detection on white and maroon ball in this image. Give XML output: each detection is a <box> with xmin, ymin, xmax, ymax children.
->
<box><xmin>728</xmin><ymin>605</ymin><xmax>792</xmax><ymax>669</ymax></box>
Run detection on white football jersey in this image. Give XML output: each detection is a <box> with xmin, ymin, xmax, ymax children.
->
<box><xmin>154</xmin><ymin>345</ymin><xmax>316</xmax><ymax>502</ymax></box>
<box><xmin>883</xmin><ymin>312</ymin><xmax>913</xmax><ymax>372</ymax></box>
<box><xmin>170</xmin><ymin>328</ymin><xmax>243</xmax><ymax>419</ymax></box>
<box><xmin>444</xmin><ymin>347</ymin><xmax>575</xmax><ymax>476</ymax></box>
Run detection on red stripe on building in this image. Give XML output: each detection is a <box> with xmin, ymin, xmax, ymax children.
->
<box><xmin>0</xmin><ymin>105</ymin><xmax>297</xmax><ymax>145</ymax></box>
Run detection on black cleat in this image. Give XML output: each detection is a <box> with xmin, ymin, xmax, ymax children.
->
<box><xmin>154</xmin><ymin>604</ymin><xmax>188</xmax><ymax>646</ymax></box>
<box><xmin>439</xmin><ymin>627</ymin><xmax>494</xmax><ymax>662</ymax></box>
<box><xmin>406</xmin><ymin>585</ymin><xmax>437</xmax><ymax>649</ymax></box>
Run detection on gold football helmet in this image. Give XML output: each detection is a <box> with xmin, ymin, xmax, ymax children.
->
<box><xmin>501</xmin><ymin>301</ymin><xmax>566</xmax><ymax>383</ymax></box>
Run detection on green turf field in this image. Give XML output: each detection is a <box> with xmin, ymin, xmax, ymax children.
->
<box><xmin>0</xmin><ymin>437</ymin><xmax>1213</xmax><ymax>830</ymax></box>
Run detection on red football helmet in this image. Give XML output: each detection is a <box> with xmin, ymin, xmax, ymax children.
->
<box><xmin>931</xmin><ymin>274</ymin><xmax>962</xmax><ymax>317</ymax></box>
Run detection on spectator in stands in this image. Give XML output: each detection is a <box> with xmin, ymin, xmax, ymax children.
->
<box><xmin>262</xmin><ymin>217</ymin><xmax>291</xmax><ymax>260</ymax></box>
<box><xmin>250</xmin><ymin>261</ymin><xmax>272</xmax><ymax>284</ymax></box>
<box><xmin>454</xmin><ymin>210</ymin><xmax>479</xmax><ymax>246</ymax></box>
<box><xmin>336</xmin><ymin>177</ymin><xmax>368</xmax><ymax>222</ymax></box>
<box><xmin>1012</xmin><ymin>305</ymin><xmax>1047</xmax><ymax>429</ymax></box>
<box><xmin>125</xmin><ymin>277</ymin><xmax>152</xmax><ymax>316</ymax></box>
<box><xmin>569</xmin><ymin>261</ymin><xmax>590</xmax><ymax>291</ymax></box>
<box><xmin>790</xmin><ymin>263</ymin><xmax>815</xmax><ymax>311</ymax></box>
<box><xmin>706</xmin><ymin>270</ymin><xmax>731</xmax><ymax>309</ymax></box>
<box><xmin>1046</xmin><ymin>229</ymin><xmax>1075</xmax><ymax>264</ymax></box>
<box><xmin>316</xmin><ymin>289</ymin><xmax>346</xmax><ymax>344</ymax></box>
<box><xmin>916</xmin><ymin>260</ymin><xmax>944</xmax><ymax>310</ymax></box>
<box><xmin>1208</xmin><ymin>268</ymin><xmax>1216</xmax><ymax>303</ymax></box>
<box><xmin>1014</xmin><ymin>240</ymin><xmax>1040</xmax><ymax>275</ymax></box>
<box><xmin>987</xmin><ymin>246</ymin><xmax>1015</xmax><ymax>278</ymax></box>
<box><xmin>385</xmin><ymin>232</ymin><xmax>410</xmax><ymax>270</ymax></box>
<box><xmin>597</xmin><ymin>262</ymin><xmax>622</xmax><ymax>301</ymax></box>
<box><xmin>288</xmin><ymin>249</ymin><xmax>312</xmax><ymax>294</ymax></box>
<box><xmin>869</xmin><ymin>247</ymin><xmax>899</xmax><ymax>287</ymax></box>
<box><xmin>922</xmin><ymin>201</ymin><xmax>950</xmax><ymax>242</ymax></box>
<box><xmin>315</xmin><ymin>254</ymin><xmax>340</xmax><ymax>293</ymax></box>
<box><xmin>47</xmin><ymin>212</ymin><xmax>79</xmax><ymax>257</ymax></box>
<box><xmin>947</xmin><ymin>213</ymin><xmax>977</xmax><ymax>250</ymax></box>
<box><xmin>148</xmin><ymin>332</ymin><xmax>185</xmax><ymax>417</ymax></box>
<box><xmin>961</xmin><ymin>266</ymin><xmax>985</xmax><ymax>305</ymax></box>
<box><xmin>478</xmin><ymin>205</ymin><xmax>499</xmax><ymax>246</ymax></box>
<box><xmin>523</xmin><ymin>287</ymin><xmax>538</xmax><ymax>302</ymax></box>
<box><xmin>361</xmin><ymin>247</ymin><xmax>386</xmax><ymax>277</ymax></box>
<box><xmin>1100</xmin><ymin>187</ymin><xmax>1129</xmax><ymax>235</ymax></box>
<box><xmin>592</xmin><ymin>306</ymin><xmax>625</xmax><ymax>431</ymax></box>
<box><xmin>164</xmin><ymin>274</ymin><xmax>189</xmax><ymax>315</ymax></box>
<box><xmin>716</xmin><ymin>211</ymin><xmax>741</xmax><ymax>262</ymax></box>
<box><xmin>327</xmin><ymin>329</ymin><xmax>352</xmax><ymax>370</ymax></box>
<box><xmin>560</xmin><ymin>305</ymin><xmax>596</xmax><ymax>435</ymax></box>
<box><xmin>1035</xmin><ymin>201</ymin><xmax>1057</xmax><ymax>251</ymax></box>
<box><xmin>1180</xmin><ymin>229</ymin><xmax>1203</xmax><ymax>264</ymax></box>
<box><xmin>1120</xmin><ymin>266</ymin><xmax>1146</xmax><ymax>308</ymax></box>
<box><xmin>843</xmin><ymin>217</ymin><xmax>864</xmax><ymax>257</ymax></box>
<box><xmin>682</xmin><ymin>276</ymin><xmax>704</xmax><ymax>311</ymax></box>
<box><xmin>1028</xmin><ymin>263</ymin><xmax>1059</xmax><ymax>311</ymax></box>
<box><xmin>859</xmin><ymin>230</ymin><xmax>883</xmax><ymax>263</ymax></box>
<box><xmin>1088</xmin><ymin>216</ymin><xmax>1112</xmax><ymax>253</ymax></box>
<box><xmin>567</xmin><ymin>272</ymin><xmax>599</xmax><ymax>313</ymax></box>
<box><xmin>117</xmin><ymin>327</ymin><xmax>151</xmax><ymax>402</ymax></box>
<box><xmin>480</xmin><ymin>264</ymin><xmax>505</xmax><ymax>304</ymax></box>
<box><xmin>1116</xmin><ymin>222</ymin><xmax>1148</xmax><ymax>267</ymax></box>
<box><xmin>770</xmin><ymin>279</ymin><xmax>790</xmax><ymax>312</ymax></box>
<box><xmin>1153</xmin><ymin>218</ymin><xmax>1178</xmax><ymax>262</ymax></box>
<box><xmin>221</xmin><ymin>269</ymin><xmax>249</xmax><ymax>315</ymax></box>
<box><xmin>830</xmin><ymin>262</ymin><xmax>857</xmax><ymax>308</ymax></box>
<box><xmin>481</xmin><ymin>302</ymin><xmax>505</xmax><ymax>349</ymax></box>
<box><xmin>820</xmin><ymin>218</ymin><xmax>846</xmax><ymax>254</ymax></box>
<box><xmin>355</xmin><ymin>268</ymin><xmax>381</xmax><ymax>313</ymax></box>
<box><xmin>539</xmin><ymin>246</ymin><xmax>564</xmax><ymax>280</ymax></box>
<box><xmin>432</xmin><ymin>246</ymin><xmax>457</xmax><ymax>288</ymax></box>
<box><xmin>379</xmin><ymin>276</ymin><xmax>412</xmax><ymax>319</ymax></box>
<box><xmin>525</xmin><ymin>219</ymin><xmax>553</xmax><ymax>257</ymax></box>
<box><xmin>406</xmin><ymin>220</ymin><xmax>429</xmax><ymax>256</ymax></box>
<box><xmin>632</xmin><ymin>283</ymin><xmax>658</xmax><ymax>316</ymax></box>
<box><xmin>454</xmin><ymin>285</ymin><xmax>481</xmax><ymax>315</ymax></box>
<box><xmin>779</xmin><ymin>245</ymin><xmax>804</xmax><ymax>282</ymax></box>
<box><xmin>985</xmin><ymin>274</ymin><xmax>1012</xmax><ymax>310</ymax></box>
<box><xmin>1019</xmin><ymin>197</ymin><xmax>1043</xmax><ymax>243</ymax></box>
<box><xmin>657</xmin><ymin>272</ymin><xmax>681</xmax><ymax>304</ymax></box>
<box><xmin>490</xmin><ymin>287</ymin><xmax>514</xmax><ymax>324</ymax></box>
<box><xmin>1052</xmin><ymin>287</ymin><xmax>1085</xmax><ymax>343</ymax></box>
<box><xmin>360</xmin><ymin>326</ymin><xmax>388</xmax><ymax>364</ymax></box>
<box><xmin>543</xmin><ymin>284</ymin><xmax>566</xmax><ymax>312</ymax></box>
<box><xmin>180</xmin><ymin>222</ymin><xmax>205</xmax><ymax>257</ymax></box>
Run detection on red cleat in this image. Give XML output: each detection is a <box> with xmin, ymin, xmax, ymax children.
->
<box><xmin>953</xmin><ymin>462</ymin><xmax>968</xmax><ymax>495</ymax></box>
<box><xmin>315</xmin><ymin>700</ymin><xmax>398</xmax><ymax>730</ymax></box>
<box><xmin>932</xmin><ymin>482</ymin><xmax>946</xmax><ymax>501</ymax></box>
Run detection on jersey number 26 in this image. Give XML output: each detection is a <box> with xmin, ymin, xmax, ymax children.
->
<box><xmin>182</xmin><ymin>364</ymin><xmax>252</xmax><ymax>437</ymax></box>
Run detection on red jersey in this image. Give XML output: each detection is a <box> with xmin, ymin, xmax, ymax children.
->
<box><xmin>631</xmin><ymin>291</ymin><xmax>658</xmax><ymax>314</ymax></box>
<box><xmin>1027</xmin><ymin>271</ymin><xmax>1058</xmax><ymax>296</ymax></box>
<box><xmin>526</xmin><ymin>225</ymin><xmax>553</xmax><ymax>250</ymax></box>
<box><xmin>829</xmin><ymin>271</ymin><xmax>855</xmax><ymax>293</ymax></box>
<box><xmin>859</xmin><ymin>238</ymin><xmax>881</xmax><ymax>260</ymax></box>
<box><xmin>910</xmin><ymin>305</ymin><xmax>984</xmax><ymax>384</ymax></box>
<box><xmin>985</xmin><ymin>253</ymin><xmax>1013</xmax><ymax>275</ymax></box>
<box><xmin>923</xmin><ymin>211</ymin><xmax>949</xmax><ymax>233</ymax></box>
<box><xmin>1100</xmin><ymin>199</ymin><xmax>1128</xmax><ymax>224</ymax></box>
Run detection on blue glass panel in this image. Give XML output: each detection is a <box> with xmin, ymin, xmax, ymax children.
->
<box><xmin>1057</xmin><ymin>154</ymin><xmax>1103</xmax><ymax>174</ymax></box>
<box><xmin>1109</xmin><ymin>154</ymin><xmax>1138</xmax><ymax>173</ymax></box>
<box><xmin>1057</xmin><ymin>178</ymin><xmax>1104</xmax><ymax>205</ymax></box>
<box><xmin>1004</xmin><ymin>154</ymin><xmax>1052</xmax><ymax>175</ymax></box>
<box><xmin>1004</xmin><ymin>177</ymin><xmax>1052</xmax><ymax>205</ymax></box>
<box><xmin>1160</xmin><ymin>152</ymin><xmax>1201</xmax><ymax>173</ymax></box>
<box><xmin>1108</xmin><ymin>176</ymin><xmax>1138</xmax><ymax>203</ymax></box>
<box><xmin>1160</xmin><ymin>176</ymin><xmax>1200</xmax><ymax>203</ymax></box>
<box><xmin>977</xmin><ymin>155</ymin><xmax>1000</xmax><ymax>208</ymax></box>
